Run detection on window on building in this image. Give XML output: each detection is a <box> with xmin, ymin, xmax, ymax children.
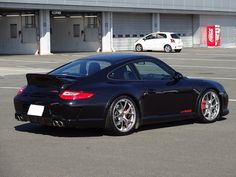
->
<box><xmin>10</xmin><ymin>24</ymin><xmax>17</xmax><ymax>38</ymax></box>
<box><xmin>73</xmin><ymin>24</ymin><xmax>80</xmax><ymax>37</ymax></box>
<box><xmin>25</xmin><ymin>16</ymin><xmax>35</xmax><ymax>28</ymax></box>
<box><xmin>87</xmin><ymin>17</ymin><xmax>97</xmax><ymax>28</ymax></box>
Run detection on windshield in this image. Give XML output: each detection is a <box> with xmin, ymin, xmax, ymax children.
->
<box><xmin>171</xmin><ymin>34</ymin><xmax>180</xmax><ymax>39</ymax></box>
<box><xmin>49</xmin><ymin>59</ymin><xmax>111</xmax><ymax>77</ymax></box>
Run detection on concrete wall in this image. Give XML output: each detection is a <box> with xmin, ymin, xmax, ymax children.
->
<box><xmin>1</xmin><ymin>0</ymin><xmax>236</xmax><ymax>13</ymax></box>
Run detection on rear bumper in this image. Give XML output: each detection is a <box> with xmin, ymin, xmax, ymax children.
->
<box><xmin>14</xmin><ymin>96</ymin><xmax>106</xmax><ymax>128</ymax></box>
<box><xmin>171</xmin><ymin>44</ymin><xmax>183</xmax><ymax>50</ymax></box>
<box><xmin>15</xmin><ymin>113</ymin><xmax>105</xmax><ymax>128</ymax></box>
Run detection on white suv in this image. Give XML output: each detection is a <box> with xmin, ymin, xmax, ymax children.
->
<box><xmin>134</xmin><ymin>32</ymin><xmax>183</xmax><ymax>53</ymax></box>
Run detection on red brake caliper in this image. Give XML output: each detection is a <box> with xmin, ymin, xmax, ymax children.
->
<box><xmin>201</xmin><ymin>100</ymin><xmax>206</xmax><ymax>110</ymax></box>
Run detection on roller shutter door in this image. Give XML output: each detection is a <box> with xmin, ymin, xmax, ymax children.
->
<box><xmin>113</xmin><ymin>13</ymin><xmax>152</xmax><ymax>51</ymax></box>
<box><xmin>160</xmin><ymin>14</ymin><xmax>193</xmax><ymax>47</ymax></box>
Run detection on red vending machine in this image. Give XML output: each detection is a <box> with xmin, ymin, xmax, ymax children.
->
<box><xmin>207</xmin><ymin>25</ymin><xmax>221</xmax><ymax>47</ymax></box>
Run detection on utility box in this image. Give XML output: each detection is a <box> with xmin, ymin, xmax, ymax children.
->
<box><xmin>207</xmin><ymin>25</ymin><xmax>221</xmax><ymax>47</ymax></box>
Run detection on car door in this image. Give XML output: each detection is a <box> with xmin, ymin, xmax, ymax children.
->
<box><xmin>131</xmin><ymin>59</ymin><xmax>197</xmax><ymax>120</ymax></box>
<box><xmin>155</xmin><ymin>33</ymin><xmax>168</xmax><ymax>51</ymax></box>
<box><xmin>142</xmin><ymin>34</ymin><xmax>158</xmax><ymax>50</ymax></box>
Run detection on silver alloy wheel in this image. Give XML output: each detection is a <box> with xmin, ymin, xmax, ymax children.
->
<box><xmin>201</xmin><ymin>91</ymin><xmax>220</xmax><ymax>121</ymax></box>
<box><xmin>164</xmin><ymin>45</ymin><xmax>172</xmax><ymax>53</ymax></box>
<box><xmin>136</xmin><ymin>44</ymin><xmax>142</xmax><ymax>52</ymax></box>
<box><xmin>112</xmin><ymin>98</ymin><xmax>136</xmax><ymax>133</ymax></box>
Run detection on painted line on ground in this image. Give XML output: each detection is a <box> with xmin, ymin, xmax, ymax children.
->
<box><xmin>172</xmin><ymin>65</ymin><xmax>236</xmax><ymax>70</ymax></box>
<box><xmin>0</xmin><ymin>59</ymin><xmax>59</xmax><ymax>64</ymax></box>
<box><xmin>0</xmin><ymin>87</ymin><xmax>20</xmax><ymax>89</ymax></box>
<box><xmin>162</xmin><ymin>58</ymin><xmax>236</xmax><ymax>62</ymax></box>
<box><xmin>230</xmin><ymin>99</ymin><xmax>236</xmax><ymax>102</ymax></box>
<box><xmin>189</xmin><ymin>76</ymin><xmax>236</xmax><ymax>81</ymax></box>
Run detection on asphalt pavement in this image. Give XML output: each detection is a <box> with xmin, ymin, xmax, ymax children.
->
<box><xmin>0</xmin><ymin>48</ymin><xmax>236</xmax><ymax>177</ymax></box>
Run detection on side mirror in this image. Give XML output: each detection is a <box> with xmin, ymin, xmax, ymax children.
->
<box><xmin>143</xmin><ymin>38</ymin><xmax>146</xmax><ymax>41</ymax></box>
<box><xmin>174</xmin><ymin>72</ymin><xmax>183</xmax><ymax>80</ymax></box>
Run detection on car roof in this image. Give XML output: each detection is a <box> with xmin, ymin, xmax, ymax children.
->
<box><xmin>77</xmin><ymin>53</ymin><xmax>155</xmax><ymax>64</ymax></box>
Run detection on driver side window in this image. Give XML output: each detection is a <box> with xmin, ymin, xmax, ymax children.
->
<box><xmin>133</xmin><ymin>61</ymin><xmax>172</xmax><ymax>81</ymax></box>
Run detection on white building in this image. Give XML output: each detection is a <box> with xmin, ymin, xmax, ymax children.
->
<box><xmin>0</xmin><ymin>0</ymin><xmax>236</xmax><ymax>55</ymax></box>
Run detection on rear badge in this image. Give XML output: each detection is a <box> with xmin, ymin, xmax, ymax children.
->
<box><xmin>51</xmin><ymin>90</ymin><xmax>59</xmax><ymax>93</ymax></box>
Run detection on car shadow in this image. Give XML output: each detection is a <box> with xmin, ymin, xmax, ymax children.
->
<box><xmin>15</xmin><ymin>117</ymin><xmax>227</xmax><ymax>137</ymax></box>
<box><xmin>14</xmin><ymin>123</ymin><xmax>105</xmax><ymax>137</ymax></box>
<box><xmin>138</xmin><ymin>117</ymin><xmax>227</xmax><ymax>132</ymax></box>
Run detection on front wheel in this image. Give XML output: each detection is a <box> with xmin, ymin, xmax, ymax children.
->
<box><xmin>135</xmin><ymin>44</ymin><xmax>143</xmax><ymax>52</ymax></box>
<box><xmin>164</xmin><ymin>45</ymin><xmax>172</xmax><ymax>53</ymax></box>
<box><xmin>198</xmin><ymin>90</ymin><xmax>221</xmax><ymax>123</ymax></box>
<box><xmin>106</xmin><ymin>96</ymin><xmax>138</xmax><ymax>135</ymax></box>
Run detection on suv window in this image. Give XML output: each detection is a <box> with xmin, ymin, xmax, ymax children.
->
<box><xmin>133</xmin><ymin>61</ymin><xmax>172</xmax><ymax>81</ymax></box>
<box><xmin>171</xmin><ymin>34</ymin><xmax>180</xmax><ymax>39</ymax></box>
<box><xmin>109</xmin><ymin>65</ymin><xmax>137</xmax><ymax>80</ymax></box>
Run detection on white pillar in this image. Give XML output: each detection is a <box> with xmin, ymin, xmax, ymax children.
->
<box><xmin>102</xmin><ymin>12</ymin><xmax>113</xmax><ymax>52</ymax></box>
<box><xmin>39</xmin><ymin>10</ymin><xmax>51</xmax><ymax>55</ymax></box>
<box><xmin>152</xmin><ymin>13</ymin><xmax>160</xmax><ymax>32</ymax></box>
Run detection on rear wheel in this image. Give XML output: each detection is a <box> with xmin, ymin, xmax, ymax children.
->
<box><xmin>164</xmin><ymin>45</ymin><xmax>172</xmax><ymax>53</ymax></box>
<box><xmin>198</xmin><ymin>90</ymin><xmax>221</xmax><ymax>123</ymax></box>
<box><xmin>175</xmin><ymin>49</ymin><xmax>182</xmax><ymax>53</ymax></box>
<box><xmin>106</xmin><ymin>96</ymin><xmax>138</xmax><ymax>135</ymax></box>
<box><xmin>135</xmin><ymin>44</ymin><xmax>143</xmax><ymax>52</ymax></box>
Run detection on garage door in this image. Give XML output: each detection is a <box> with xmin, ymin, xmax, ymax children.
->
<box><xmin>160</xmin><ymin>14</ymin><xmax>193</xmax><ymax>47</ymax></box>
<box><xmin>113</xmin><ymin>13</ymin><xmax>152</xmax><ymax>51</ymax></box>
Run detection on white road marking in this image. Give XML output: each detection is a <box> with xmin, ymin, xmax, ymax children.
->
<box><xmin>172</xmin><ymin>65</ymin><xmax>236</xmax><ymax>70</ymax></box>
<box><xmin>162</xmin><ymin>58</ymin><xmax>236</xmax><ymax>62</ymax></box>
<box><xmin>229</xmin><ymin>99</ymin><xmax>236</xmax><ymax>102</ymax></box>
<box><xmin>0</xmin><ymin>59</ymin><xmax>58</xmax><ymax>64</ymax></box>
<box><xmin>0</xmin><ymin>87</ymin><xmax>19</xmax><ymax>89</ymax></box>
<box><xmin>0</xmin><ymin>67</ymin><xmax>51</xmax><ymax>76</ymax></box>
<box><xmin>188</xmin><ymin>76</ymin><xmax>236</xmax><ymax>81</ymax></box>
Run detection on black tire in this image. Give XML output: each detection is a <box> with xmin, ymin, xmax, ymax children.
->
<box><xmin>164</xmin><ymin>45</ymin><xmax>172</xmax><ymax>53</ymax></box>
<box><xmin>135</xmin><ymin>44</ymin><xmax>143</xmax><ymax>52</ymax></box>
<box><xmin>175</xmin><ymin>49</ymin><xmax>182</xmax><ymax>53</ymax></box>
<box><xmin>198</xmin><ymin>89</ymin><xmax>221</xmax><ymax>123</ymax></box>
<box><xmin>105</xmin><ymin>96</ymin><xmax>138</xmax><ymax>136</ymax></box>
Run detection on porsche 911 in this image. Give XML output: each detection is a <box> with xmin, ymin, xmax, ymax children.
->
<box><xmin>14</xmin><ymin>54</ymin><xmax>229</xmax><ymax>135</ymax></box>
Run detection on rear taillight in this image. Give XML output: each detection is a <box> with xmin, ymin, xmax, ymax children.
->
<box><xmin>59</xmin><ymin>90</ymin><xmax>95</xmax><ymax>100</ymax></box>
<box><xmin>17</xmin><ymin>85</ymin><xmax>27</xmax><ymax>95</ymax></box>
<box><xmin>170</xmin><ymin>39</ymin><xmax>175</xmax><ymax>43</ymax></box>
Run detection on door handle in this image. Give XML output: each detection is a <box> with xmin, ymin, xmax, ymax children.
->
<box><xmin>162</xmin><ymin>90</ymin><xmax>179</xmax><ymax>94</ymax></box>
<box><xmin>144</xmin><ymin>89</ymin><xmax>156</xmax><ymax>95</ymax></box>
<box><xmin>144</xmin><ymin>89</ymin><xmax>179</xmax><ymax>95</ymax></box>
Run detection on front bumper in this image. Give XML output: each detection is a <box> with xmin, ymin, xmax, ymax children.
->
<box><xmin>219</xmin><ymin>91</ymin><xmax>229</xmax><ymax>117</ymax></box>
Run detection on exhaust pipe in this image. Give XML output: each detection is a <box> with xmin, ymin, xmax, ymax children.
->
<box><xmin>15</xmin><ymin>114</ymin><xmax>25</xmax><ymax>121</ymax></box>
<box><xmin>52</xmin><ymin>120</ymin><xmax>64</xmax><ymax>127</ymax></box>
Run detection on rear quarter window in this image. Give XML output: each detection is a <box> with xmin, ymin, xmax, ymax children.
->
<box><xmin>171</xmin><ymin>34</ymin><xmax>180</xmax><ymax>39</ymax></box>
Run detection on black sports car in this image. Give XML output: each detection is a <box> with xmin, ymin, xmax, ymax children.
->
<box><xmin>14</xmin><ymin>54</ymin><xmax>229</xmax><ymax>135</ymax></box>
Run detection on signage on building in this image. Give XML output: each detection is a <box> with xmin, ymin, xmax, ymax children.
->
<box><xmin>207</xmin><ymin>25</ymin><xmax>221</xmax><ymax>47</ymax></box>
<box><xmin>51</xmin><ymin>11</ymin><xmax>61</xmax><ymax>15</ymax></box>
